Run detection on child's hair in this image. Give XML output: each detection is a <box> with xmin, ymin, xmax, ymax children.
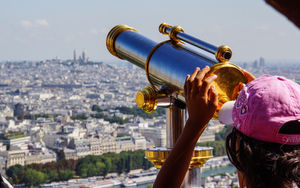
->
<box><xmin>226</xmin><ymin>128</ymin><xmax>300</xmax><ymax>188</ymax></box>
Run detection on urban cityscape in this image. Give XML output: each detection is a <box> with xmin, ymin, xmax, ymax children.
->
<box><xmin>0</xmin><ymin>49</ymin><xmax>299</xmax><ymax>188</ymax></box>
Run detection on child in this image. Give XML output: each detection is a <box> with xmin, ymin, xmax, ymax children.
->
<box><xmin>154</xmin><ymin>67</ymin><xmax>300</xmax><ymax>188</ymax></box>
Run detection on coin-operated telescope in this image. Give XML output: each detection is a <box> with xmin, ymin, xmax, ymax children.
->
<box><xmin>106</xmin><ymin>23</ymin><xmax>247</xmax><ymax>187</ymax></box>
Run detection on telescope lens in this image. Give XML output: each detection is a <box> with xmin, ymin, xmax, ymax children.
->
<box><xmin>223</xmin><ymin>51</ymin><xmax>232</xmax><ymax>60</ymax></box>
<box><xmin>136</xmin><ymin>86</ymin><xmax>158</xmax><ymax>113</ymax></box>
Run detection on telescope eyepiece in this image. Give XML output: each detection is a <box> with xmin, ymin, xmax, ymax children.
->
<box><xmin>159</xmin><ymin>23</ymin><xmax>172</xmax><ymax>35</ymax></box>
<box><xmin>223</xmin><ymin>51</ymin><xmax>232</xmax><ymax>60</ymax></box>
<box><xmin>215</xmin><ymin>45</ymin><xmax>232</xmax><ymax>62</ymax></box>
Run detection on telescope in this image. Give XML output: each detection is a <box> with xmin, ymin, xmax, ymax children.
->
<box><xmin>106</xmin><ymin>23</ymin><xmax>247</xmax><ymax>187</ymax></box>
<box><xmin>107</xmin><ymin>23</ymin><xmax>246</xmax><ymax>116</ymax></box>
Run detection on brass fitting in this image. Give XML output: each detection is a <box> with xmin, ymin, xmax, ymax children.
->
<box><xmin>145</xmin><ymin>147</ymin><xmax>213</xmax><ymax>169</ymax></box>
<box><xmin>159</xmin><ymin>23</ymin><xmax>184</xmax><ymax>43</ymax></box>
<box><xmin>215</xmin><ymin>45</ymin><xmax>232</xmax><ymax>62</ymax></box>
<box><xmin>106</xmin><ymin>24</ymin><xmax>137</xmax><ymax>59</ymax></box>
<box><xmin>136</xmin><ymin>86</ymin><xmax>158</xmax><ymax>113</ymax></box>
<box><xmin>169</xmin><ymin>26</ymin><xmax>184</xmax><ymax>43</ymax></box>
<box><xmin>158</xmin><ymin>23</ymin><xmax>172</xmax><ymax>35</ymax></box>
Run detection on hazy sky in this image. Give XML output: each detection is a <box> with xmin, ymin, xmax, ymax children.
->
<box><xmin>1</xmin><ymin>0</ymin><xmax>300</xmax><ymax>63</ymax></box>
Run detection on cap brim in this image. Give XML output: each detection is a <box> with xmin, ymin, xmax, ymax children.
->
<box><xmin>218</xmin><ymin>100</ymin><xmax>235</xmax><ymax>125</ymax></box>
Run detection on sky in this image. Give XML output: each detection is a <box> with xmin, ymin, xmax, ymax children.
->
<box><xmin>0</xmin><ymin>0</ymin><xmax>300</xmax><ymax>63</ymax></box>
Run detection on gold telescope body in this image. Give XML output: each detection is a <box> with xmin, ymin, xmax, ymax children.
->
<box><xmin>106</xmin><ymin>23</ymin><xmax>247</xmax><ymax>116</ymax></box>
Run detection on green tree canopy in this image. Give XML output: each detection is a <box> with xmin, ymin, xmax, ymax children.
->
<box><xmin>23</xmin><ymin>168</ymin><xmax>47</xmax><ymax>187</ymax></box>
<box><xmin>6</xmin><ymin>164</ymin><xmax>24</xmax><ymax>184</ymax></box>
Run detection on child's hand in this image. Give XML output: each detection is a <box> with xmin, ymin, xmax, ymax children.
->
<box><xmin>184</xmin><ymin>66</ymin><xmax>218</xmax><ymax>130</ymax></box>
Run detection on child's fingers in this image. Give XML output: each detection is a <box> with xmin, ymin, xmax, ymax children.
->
<box><xmin>209</xmin><ymin>85</ymin><xmax>218</xmax><ymax>109</ymax></box>
<box><xmin>184</xmin><ymin>74</ymin><xmax>191</xmax><ymax>98</ymax></box>
<box><xmin>194</xmin><ymin>66</ymin><xmax>210</xmax><ymax>87</ymax></box>
<box><xmin>199</xmin><ymin>74</ymin><xmax>217</xmax><ymax>100</ymax></box>
<box><xmin>189</xmin><ymin>67</ymin><xmax>200</xmax><ymax>82</ymax></box>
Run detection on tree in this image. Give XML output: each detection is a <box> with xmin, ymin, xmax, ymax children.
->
<box><xmin>91</xmin><ymin>105</ymin><xmax>103</xmax><ymax>112</ymax></box>
<box><xmin>142</xmin><ymin>155</ymin><xmax>153</xmax><ymax>170</ymax></box>
<box><xmin>6</xmin><ymin>150</ymin><xmax>153</xmax><ymax>187</ymax></box>
<box><xmin>117</xmin><ymin>157</ymin><xmax>125</xmax><ymax>174</ymax></box>
<box><xmin>76</xmin><ymin>163</ymin><xmax>89</xmax><ymax>177</ymax></box>
<box><xmin>95</xmin><ymin>161</ymin><xmax>106</xmax><ymax>175</ymax></box>
<box><xmin>197</xmin><ymin>141</ymin><xmax>226</xmax><ymax>156</ymax></box>
<box><xmin>215</xmin><ymin>125</ymin><xmax>233</xmax><ymax>141</ymax></box>
<box><xmin>46</xmin><ymin>170</ymin><xmax>59</xmax><ymax>182</ymax></box>
<box><xmin>6</xmin><ymin>164</ymin><xmax>24</xmax><ymax>184</ymax></box>
<box><xmin>147</xmin><ymin>183</ymin><xmax>153</xmax><ymax>188</ymax></box>
<box><xmin>115</xmin><ymin>106</ymin><xmax>165</xmax><ymax>118</ymax></box>
<box><xmin>125</xmin><ymin>155</ymin><xmax>132</xmax><ymax>173</ymax></box>
<box><xmin>88</xmin><ymin>163</ymin><xmax>98</xmax><ymax>177</ymax></box>
<box><xmin>59</xmin><ymin>169</ymin><xmax>75</xmax><ymax>181</ymax></box>
<box><xmin>59</xmin><ymin>159</ymin><xmax>77</xmax><ymax>171</ymax></box>
<box><xmin>42</xmin><ymin>161</ymin><xmax>59</xmax><ymax>172</ymax></box>
<box><xmin>27</xmin><ymin>163</ymin><xmax>43</xmax><ymax>171</ymax></box>
<box><xmin>23</xmin><ymin>168</ymin><xmax>46</xmax><ymax>187</ymax></box>
<box><xmin>102</xmin><ymin>157</ymin><xmax>112</xmax><ymax>176</ymax></box>
<box><xmin>71</xmin><ymin>113</ymin><xmax>88</xmax><ymax>121</ymax></box>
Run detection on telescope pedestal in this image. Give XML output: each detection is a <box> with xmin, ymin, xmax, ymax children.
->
<box><xmin>145</xmin><ymin>103</ymin><xmax>213</xmax><ymax>187</ymax></box>
<box><xmin>184</xmin><ymin>168</ymin><xmax>202</xmax><ymax>188</ymax></box>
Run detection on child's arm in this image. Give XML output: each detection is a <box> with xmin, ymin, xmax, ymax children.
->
<box><xmin>153</xmin><ymin>66</ymin><xmax>218</xmax><ymax>188</ymax></box>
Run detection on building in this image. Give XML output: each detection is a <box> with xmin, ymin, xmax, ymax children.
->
<box><xmin>90</xmin><ymin>136</ymin><xmax>116</xmax><ymax>155</ymax></box>
<box><xmin>115</xmin><ymin>136</ymin><xmax>135</xmax><ymax>153</ymax></box>
<box><xmin>139</xmin><ymin>128</ymin><xmax>166</xmax><ymax>147</ymax></box>
<box><xmin>0</xmin><ymin>105</ymin><xmax>13</xmax><ymax>118</ymax></box>
<box><xmin>68</xmin><ymin>138</ymin><xmax>91</xmax><ymax>158</ymax></box>
<box><xmin>0</xmin><ymin>142</ymin><xmax>7</xmax><ymax>152</ymax></box>
<box><xmin>26</xmin><ymin>144</ymin><xmax>57</xmax><ymax>165</ymax></box>
<box><xmin>0</xmin><ymin>133</ymin><xmax>30</xmax><ymax>150</ymax></box>
<box><xmin>0</xmin><ymin>146</ymin><xmax>28</xmax><ymax>168</ymax></box>
<box><xmin>90</xmin><ymin>138</ymin><xmax>103</xmax><ymax>155</ymax></box>
<box><xmin>73</xmin><ymin>49</ymin><xmax>77</xmax><ymax>63</ymax></box>
<box><xmin>207</xmin><ymin>123</ymin><xmax>225</xmax><ymax>133</ymax></box>
<box><xmin>13</xmin><ymin>103</ymin><xmax>25</xmax><ymax>119</ymax></box>
<box><xmin>198</xmin><ymin>130</ymin><xmax>215</xmax><ymax>143</ymax></box>
<box><xmin>132</xmin><ymin>135</ymin><xmax>146</xmax><ymax>150</ymax></box>
<box><xmin>64</xmin><ymin>148</ymin><xmax>78</xmax><ymax>160</ymax></box>
<box><xmin>82</xmin><ymin>49</ymin><xmax>87</xmax><ymax>63</ymax></box>
<box><xmin>101</xmin><ymin>136</ymin><xmax>117</xmax><ymax>154</ymax></box>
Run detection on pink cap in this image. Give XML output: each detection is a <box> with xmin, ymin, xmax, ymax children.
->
<box><xmin>219</xmin><ymin>75</ymin><xmax>300</xmax><ymax>145</ymax></box>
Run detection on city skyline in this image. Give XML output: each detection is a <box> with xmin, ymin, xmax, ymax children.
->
<box><xmin>0</xmin><ymin>50</ymin><xmax>299</xmax><ymax>186</ymax></box>
<box><xmin>0</xmin><ymin>1</ymin><xmax>300</xmax><ymax>63</ymax></box>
